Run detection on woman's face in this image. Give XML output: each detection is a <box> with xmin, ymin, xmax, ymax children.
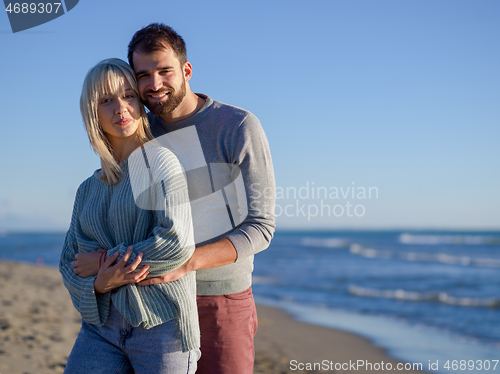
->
<box><xmin>97</xmin><ymin>81</ymin><xmax>142</xmax><ymax>144</ymax></box>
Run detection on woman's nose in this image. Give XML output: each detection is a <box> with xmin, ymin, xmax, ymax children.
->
<box><xmin>115</xmin><ymin>99</ymin><xmax>128</xmax><ymax>114</ymax></box>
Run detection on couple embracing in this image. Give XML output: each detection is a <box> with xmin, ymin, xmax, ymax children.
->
<box><xmin>60</xmin><ymin>23</ymin><xmax>276</xmax><ymax>374</ymax></box>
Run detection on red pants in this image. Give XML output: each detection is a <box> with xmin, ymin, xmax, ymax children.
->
<box><xmin>196</xmin><ymin>287</ymin><xmax>258</xmax><ymax>374</ymax></box>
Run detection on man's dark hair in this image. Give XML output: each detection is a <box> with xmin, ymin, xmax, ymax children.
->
<box><xmin>127</xmin><ymin>23</ymin><xmax>187</xmax><ymax>69</ymax></box>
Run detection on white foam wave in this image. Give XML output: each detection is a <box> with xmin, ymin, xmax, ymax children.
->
<box><xmin>348</xmin><ymin>285</ymin><xmax>500</xmax><ymax>308</ymax></box>
<box><xmin>349</xmin><ymin>244</ymin><xmax>500</xmax><ymax>267</ymax></box>
<box><xmin>349</xmin><ymin>244</ymin><xmax>392</xmax><ymax>258</ymax></box>
<box><xmin>348</xmin><ymin>285</ymin><xmax>424</xmax><ymax>301</ymax></box>
<box><xmin>301</xmin><ymin>237</ymin><xmax>350</xmax><ymax>248</ymax></box>
<box><xmin>399</xmin><ymin>233</ymin><xmax>500</xmax><ymax>246</ymax></box>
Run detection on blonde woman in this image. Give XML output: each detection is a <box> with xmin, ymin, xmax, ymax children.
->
<box><xmin>59</xmin><ymin>58</ymin><xmax>200</xmax><ymax>374</ymax></box>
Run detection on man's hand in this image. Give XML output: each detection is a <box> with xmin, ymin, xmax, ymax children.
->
<box><xmin>139</xmin><ymin>260</ymin><xmax>191</xmax><ymax>286</ymax></box>
<box><xmin>94</xmin><ymin>246</ymin><xmax>150</xmax><ymax>294</ymax></box>
<box><xmin>72</xmin><ymin>248</ymin><xmax>106</xmax><ymax>278</ymax></box>
<box><xmin>138</xmin><ymin>237</ymin><xmax>237</xmax><ymax>286</ymax></box>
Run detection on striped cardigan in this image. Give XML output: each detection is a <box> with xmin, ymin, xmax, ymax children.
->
<box><xmin>59</xmin><ymin>143</ymin><xmax>199</xmax><ymax>352</ymax></box>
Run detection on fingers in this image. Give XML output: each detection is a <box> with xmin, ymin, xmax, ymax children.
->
<box><xmin>127</xmin><ymin>252</ymin><xmax>144</xmax><ymax>272</ymax></box>
<box><xmin>137</xmin><ymin>270</ymin><xmax>150</xmax><ymax>282</ymax></box>
<box><xmin>115</xmin><ymin>246</ymin><xmax>143</xmax><ymax>273</ymax></box>
<box><xmin>138</xmin><ymin>276</ymin><xmax>163</xmax><ymax>286</ymax></box>
<box><xmin>100</xmin><ymin>251</ymin><xmax>120</xmax><ymax>271</ymax></box>
<box><xmin>72</xmin><ymin>253</ymin><xmax>81</xmax><ymax>269</ymax></box>
<box><xmin>119</xmin><ymin>246</ymin><xmax>133</xmax><ymax>266</ymax></box>
<box><xmin>131</xmin><ymin>265</ymin><xmax>150</xmax><ymax>283</ymax></box>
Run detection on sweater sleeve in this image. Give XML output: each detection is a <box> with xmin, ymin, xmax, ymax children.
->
<box><xmin>59</xmin><ymin>185</ymin><xmax>111</xmax><ymax>325</ymax></box>
<box><xmin>106</xmin><ymin>148</ymin><xmax>195</xmax><ymax>276</ymax></box>
<box><xmin>225</xmin><ymin>113</ymin><xmax>277</xmax><ymax>262</ymax></box>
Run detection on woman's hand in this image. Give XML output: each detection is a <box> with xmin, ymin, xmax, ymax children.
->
<box><xmin>94</xmin><ymin>246</ymin><xmax>150</xmax><ymax>294</ymax></box>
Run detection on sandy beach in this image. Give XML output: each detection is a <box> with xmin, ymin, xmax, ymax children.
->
<box><xmin>0</xmin><ymin>261</ymin><xmax>426</xmax><ymax>373</ymax></box>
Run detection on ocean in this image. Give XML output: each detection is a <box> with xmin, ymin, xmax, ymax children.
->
<box><xmin>1</xmin><ymin>230</ymin><xmax>499</xmax><ymax>372</ymax></box>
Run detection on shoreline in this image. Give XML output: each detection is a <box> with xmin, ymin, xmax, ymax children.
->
<box><xmin>0</xmin><ymin>260</ymin><xmax>427</xmax><ymax>373</ymax></box>
<box><xmin>254</xmin><ymin>304</ymin><xmax>428</xmax><ymax>374</ymax></box>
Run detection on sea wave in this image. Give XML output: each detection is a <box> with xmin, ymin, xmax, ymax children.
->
<box><xmin>301</xmin><ymin>237</ymin><xmax>350</xmax><ymax>248</ymax></box>
<box><xmin>349</xmin><ymin>244</ymin><xmax>500</xmax><ymax>267</ymax></box>
<box><xmin>399</xmin><ymin>233</ymin><xmax>500</xmax><ymax>246</ymax></box>
<box><xmin>348</xmin><ymin>285</ymin><xmax>500</xmax><ymax>308</ymax></box>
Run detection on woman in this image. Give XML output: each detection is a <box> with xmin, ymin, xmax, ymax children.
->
<box><xmin>59</xmin><ymin>58</ymin><xmax>200</xmax><ymax>374</ymax></box>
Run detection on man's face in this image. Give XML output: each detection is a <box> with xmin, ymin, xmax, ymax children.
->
<box><xmin>133</xmin><ymin>48</ymin><xmax>187</xmax><ymax>118</ymax></box>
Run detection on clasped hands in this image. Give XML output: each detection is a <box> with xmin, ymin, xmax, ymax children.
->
<box><xmin>71</xmin><ymin>247</ymin><xmax>191</xmax><ymax>291</ymax></box>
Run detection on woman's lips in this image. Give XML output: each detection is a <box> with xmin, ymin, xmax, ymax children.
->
<box><xmin>115</xmin><ymin>118</ymin><xmax>132</xmax><ymax>126</ymax></box>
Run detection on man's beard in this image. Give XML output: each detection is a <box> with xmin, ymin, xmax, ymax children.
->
<box><xmin>144</xmin><ymin>79</ymin><xmax>186</xmax><ymax>117</ymax></box>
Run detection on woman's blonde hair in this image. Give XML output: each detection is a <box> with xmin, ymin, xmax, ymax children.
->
<box><xmin>80</xmin><ymin>58</ymin><xmax>153</xmax><ymax>184</ymax></box>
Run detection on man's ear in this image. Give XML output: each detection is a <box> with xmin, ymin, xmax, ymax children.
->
<box><xmin>183</xmin><ymin>61</ymin><xmax>193</xmax><ymax>82</ymax></box>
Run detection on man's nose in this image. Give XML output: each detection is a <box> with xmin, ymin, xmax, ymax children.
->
<box><xmin>150</xmin><ymin>73</ymin><xmax>163</xmax><ymax>91</ymax></box>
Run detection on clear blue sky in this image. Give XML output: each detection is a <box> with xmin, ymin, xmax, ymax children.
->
<box><xmin>1</xmin><ymin>0</ymin><xmax>499</xmax><ymax>231</ymax></box>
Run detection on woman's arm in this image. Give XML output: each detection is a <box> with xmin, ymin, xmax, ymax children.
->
<box><xmin>70</xmin><ymin>189</ymin><xmax>193</xmax><ymax>279</ymax></box>
<box><xmin>75</xmin><ymin>147</ymin><xmax>195</xmax><ymax>277</ymax></box>
<box><xmin>59</xmin><ymin>187</ymin><xmax>109</xmax><ymax>325</ymax></box>
<box><xmin>59</xmin><ymin>187</ymin><xmax>150</xmax><ymax>325</ymax></box>
<box><xmin>106</xmin><ymin>157</ymin><xmax>195</xmax><ymax>276</ymax></box>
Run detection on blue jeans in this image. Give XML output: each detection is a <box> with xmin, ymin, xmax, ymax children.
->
<box><xmin>65</xmin><ymin>304</ymin><xmax>200</xmax><ymax>374</ymax></box>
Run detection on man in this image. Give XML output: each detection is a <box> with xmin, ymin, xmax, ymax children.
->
<box><xmin>73</xmin><ymin>23</ymin><xmax>275</xmax><ymax>373</ymax></box>
<box><xmin>129</xmin><ymin>23</ymin><xmax>276</xmax><ymax>373</ymax></box>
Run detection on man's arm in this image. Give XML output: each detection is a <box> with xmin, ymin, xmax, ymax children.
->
<box><xmin>71</xmin><ymin>248</ymin><xmax>106</xmax><ymax>278</ymax></box>
<box><xmin>141</xmin><ymin>111</ymin><xmax>275</xmax><ymax>285</ymax></box>
<box><xmin>139</xmin><ymin>237</ymin><xmax>236</xmax><ymax>285</ymax></box>
<box><xmin>223</xmin><ymin>112</ymin><xmax>276</xmax><ymax>261</ymax></box>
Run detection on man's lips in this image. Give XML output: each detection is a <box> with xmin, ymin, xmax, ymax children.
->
<box><xmin>114</xmin><ymin>118</ymin><xmax>132</xmax><ymax>126</ymax></box>
<box><xmin>147</xmin><ymin>91</ymin><xmax>170</xmax><ymax>102</ymax></box>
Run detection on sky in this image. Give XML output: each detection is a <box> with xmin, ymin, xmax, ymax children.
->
<box><xmin>0</xmin><ymin>0</ymin><xmax>499</xmax><ymax>231</ymax></box>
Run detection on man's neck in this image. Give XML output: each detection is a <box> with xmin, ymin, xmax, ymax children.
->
<box><xmin>161</xmin><ymin>91</ymin><xmax>206</xmax><ymax>123</ymax></box>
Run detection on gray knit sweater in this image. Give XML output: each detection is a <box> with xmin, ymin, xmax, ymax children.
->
<box><xmin>59</xmin><ymin>144</ymin><xmax>200</xmax><ymax>352</ymax></box>
<box><xmin>148</xmin><ymin>94</ymin><xmax>276</xmax><ymax>296</ymax></box>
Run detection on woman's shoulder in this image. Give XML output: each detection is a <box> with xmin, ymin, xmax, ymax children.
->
<box><xmin>131</xmin><ymin>142</ymin><xmax>184</xmax><ymax>174</ymax></box>
<box><xmin>144</xmin><ymin>141</ymin><xmax>179</xmax><ymax>161</ymax></box>
<box><xmin>72</xmin><ymin>171</ymin><xmax>102</xmax><ymax>203</ymax></box>
<box><xmin>80</xmin><ymin>171</ymin><xmax>100</xmax><ymax>189</ymax></box>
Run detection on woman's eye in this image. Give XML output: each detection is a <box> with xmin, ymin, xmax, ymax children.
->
<box><xmin>100</xmin><ymin>98</ymin><xmax>111</xmax><ymax>104</ymax></box>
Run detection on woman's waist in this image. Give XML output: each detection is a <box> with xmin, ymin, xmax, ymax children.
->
<box><xmin>110</xmin><ymin>273</ymin><xmax>196</xmax><ymax>322</ymax></box>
